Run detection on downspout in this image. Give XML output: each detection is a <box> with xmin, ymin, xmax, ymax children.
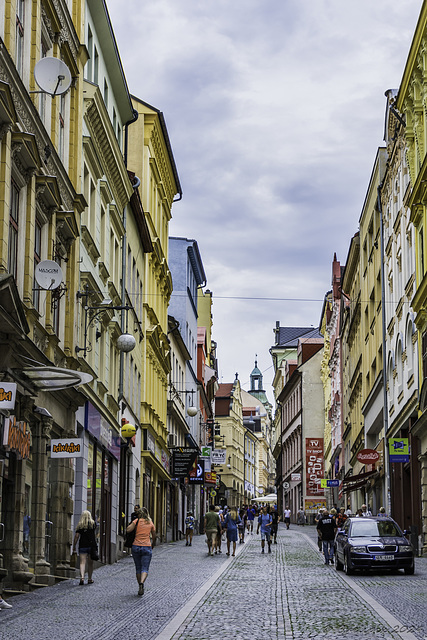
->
<box><xmin>377</xmin><ymin>183</ymin><xmax>391</xmax><ymax>515</ymax></box>
<box><xmin>118</xmin><ymin>109</ymin><xmax>139</xmax><ymax>406</ymax></box>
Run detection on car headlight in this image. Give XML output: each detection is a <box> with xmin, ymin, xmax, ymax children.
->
<box><xmin>350</xmin><ymin>545</ymin><xmax>366</xmax><ymax>553</ymax></box>
<box><xmin>399</xmin><ymin>545</ymin><xmax>412</xmax><ymax>552</ymax></box>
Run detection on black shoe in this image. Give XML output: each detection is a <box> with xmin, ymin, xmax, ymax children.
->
<box><xmin>185</xmin><ymin>542</ymin><xmax>188</xmax><ymax>546</ymax></box>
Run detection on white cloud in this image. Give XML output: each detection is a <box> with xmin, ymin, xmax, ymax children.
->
<box><xmin>107</xmin><ymin>0</ymin><xmax>421</xmax><ymax>398</ymax></box>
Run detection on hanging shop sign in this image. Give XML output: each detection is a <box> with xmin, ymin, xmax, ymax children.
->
<box><xmin>212</xmin><ymin>449</ymin><xmax>226</xmax><ymax>465</ymax></box>
<box><xmin>189</xmin><ymin>458</ymin><xmax>205</xmax><ymax>484</ymax></box>
<box><xmin>3</xmin><ymin>416</ymin><xmax>30</xmax><ymax>460</ymax></box>
<box><xmin>200</xmin><ymin>446</ymin><xmax>212</xmax><ymax>459</ymax></box>
<box><xmin>356</xmin><ymin>449</ymin><xmax>380</xmax><ymax>464</ymax></box>
<box><xmin>305</xmin><ymin>438</ymin><xmax>324</xmax><ymax>497</ymax></box>
<box><xmin>205</xmin><ymin>471</ymin><xmax>217</xmax><ymax>485</ymax></box>
<box><xmin>170</xmin><ymin>447</ymin><xmax>199</xmax><ymax>477</ymax></box>
<box><xmin>50</xmin><ymin>438</ymin><xmax>84</xmax><ymax>458</ymax></box>
<box><xmin>389</xmin><ymin>438</ymin><xmax>410</xmax><ymax>463</ymax></box>
<box><xmin>320</xmin><ymin>479</ymin><xmax>340</xmax><ymax>488</ymax></box>
<box><xmin>0</xmin><ymin>382</ymin><xmax>16</xmax><ymax>410</ymax></box>
<box><xmin>291</xmin><ymin>473</ymin><xmax>301</xmax><ymax>482</ymax></box>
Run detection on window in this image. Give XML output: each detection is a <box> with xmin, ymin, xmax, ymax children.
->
<box><xmin>16</xmin><ymin>0</ymin><xmax>25</xmax><ymax>77</ymax></box>
<box><xmin>94</xmin><ymin>46</ymin><xmax>99</xmax><ymax>85</ymax></box>
<box><xmin>33</xmin><ymin>219</ymin><xmax>42</xmax><ymax>311</ymax></box>
<box><xmin>8</xmin><ymin>181</ymin><xmax>19</xmax><ymax>278</ymax></box>
<box><xmin>87</xmin><ymin>26</ymin><xmax>93</xmax><ymax>81</ymax></box>
<box><xmin>104</xmin><ymin>79</ymin><xmax>109</xmax><ymax>109</ymax></box>
<box><xmin>58</xmin><ymin>93</ymin><xmax>65</xmax><ymax>162</ymax></box>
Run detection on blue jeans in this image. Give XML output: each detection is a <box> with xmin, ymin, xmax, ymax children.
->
<box><xmin>322</xmin><ymin>539</ymin><xmax>334</xmax><ymax>563</ymax></box>
<box><xmin>131</xmin><ymin>545</ymin><xmax>152</xmax><ymax>573</ymax></box>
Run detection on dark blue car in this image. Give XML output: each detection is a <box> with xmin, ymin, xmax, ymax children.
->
<box><xmin>335</xmin><ymin>516</ymin><xmax>414</xmax><ymax>575</ymax></box>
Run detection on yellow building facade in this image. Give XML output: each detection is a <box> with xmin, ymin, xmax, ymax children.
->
<box><xmin>398</xmin><ymin>0</ymin><xmax>427</xmax><ymax>554</ymax></box>
<box><xmin>127</xmin><ymin>97</ymin><xmax>182</xmax><ymax>540</ymax></box>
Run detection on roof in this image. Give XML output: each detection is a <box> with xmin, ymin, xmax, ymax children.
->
<box><xmin>216</xmin><ymin>383</ymin><xmax>234</xmax><ymax>398</ymax></box>
<box><xmin>273</xmin><ymin>326</ymin><xmax>322</xmax><ymax>348</ymax></box>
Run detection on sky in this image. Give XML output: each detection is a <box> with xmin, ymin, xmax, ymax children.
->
<box><xmin>107</xmin><ymin>0</ymin><xmax>422</xmax><ymax>400</ymax></box>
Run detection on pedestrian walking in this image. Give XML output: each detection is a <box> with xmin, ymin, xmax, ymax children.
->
<box><xmin>361</xmin><ymin>504</ymin><xmax>372</xmax><ymax>517</ymax></box>
<box><xmin>185</xmin><ymin>511</ymin><xmax>195</xmax><ymax>546</ymax></box>
<box><xmin>377</xmin><ymin>507</ymin><xmax>388</xmax><ymax>517</ymax></box>
<box><xmin>270</xmin><ymin>506</ymin><xmax>279</xmax><ymax>543</ymax></box>
<box><xmin>126</xmin><ymin>506</ymin><xmax>156</xmax><ymax>596</ymax></box>
<box><xmin>297</xmin><ymin>507</ymin><xmax>306</xmax><ymax>526</ymax></box>
<box><xmin>0</xmin><ymin>597</ymin><xmax>12</xmax><ymax>609</ymax></box>
<box><xmin>247</xmin><ymin>504</ymin><xmax>255</xmax><ymax>533</ymax></box>
<box><xmin>314</xmin><ymin>509</ymin><xmax>323</xmax><ymax>552</ymax></box>
<box><xmin>214</xmin><ymin>506</ymin><xmax>223</xmax><ymax>554</ymax></box>
<box><xmin>204</xmin><ymin>504</ymin><xmax>220</xmax><ymax>556</ymax></box>
<box><xmin>316</xmin><ymin>508</ymin><xmax>337</xmax><ymax>565</ymax></box>
<box><xmin>224</xmin><ymin>507</ymin><xmax>240</xmax><ymax>556</ymax></box>
<box><xmin>257</xmin><ymin>505</ymin><xmax>273</xmax><ymax>553</ymax></box>
<box><xmin>283</xmin><ymin>507</ymin><xmax>291</xmax><ymax>530</ymax></box>
<box><xmin>72</xmin><ymin>510</ymin><xmax>97</xmax><ymax>585</ymax></box>
<box><xmin>238</xmin><ymin>506</ymin><xmax>247</xmax><ymax>543</ymax></box>
<box><xmin>335</xmin><ymin>507</ymin><xmax>348</xmax><ymax>529</ymax></box>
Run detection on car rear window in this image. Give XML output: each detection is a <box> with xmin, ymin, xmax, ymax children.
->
<box><xmin>350</xmin><ymin>521</ymin><xmax>400</xmax><ymax>537</ymax></box>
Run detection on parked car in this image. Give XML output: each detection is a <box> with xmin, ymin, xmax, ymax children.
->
<box><xmin>335</xmin><ymin>516</ymin><xmax>414</xmax><ymax>575</ymax></box>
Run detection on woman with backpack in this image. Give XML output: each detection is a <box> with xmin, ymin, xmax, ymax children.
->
<box><xmin>126</xmin><ymin>507</ymin><xmax>156</xmax><ymax>595</ymax></box>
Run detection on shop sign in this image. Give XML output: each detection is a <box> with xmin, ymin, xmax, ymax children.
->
<box><xmin>212</xmin><ymin>449</ymin><xmax>226</xmax><ymax>465</ymax></box>
<box><xmin>0</xmin><ymin>383</ymin><xmax>16</xmax><ymax>410</ymax></box>
<box><xmin>320</xmin><ymin>479</ymin><xmax>340</xmax><ymax>488</ymax></box>
<box><xmin>3</xmin><ymin>416</ymin><xmax>30</xmax><ymax>460</ymax></box>
<box><xmin>50</xmin><ymin>438</ymin><xmax>83</xmax><ymax>458</ymax></box>
<box><xmin>357</xmin><ymin>449</ymin><xmax>380</xmax><ymax>463</ymax></box>
<box><xmin>305</xmin><ymin>498</ymin><xmax>326</xmax><ymax>514</ymax></box>
<box><xmin>205</xmin><ymin>471</ymin><xmax>217</xmax><ymax>484</ymax></box>
<box><xmin>170</xmin><ymin>448</ymin><xmax>198</xmax><ymax>477</ymax></box>
<box><xmin>200</xmin><ymin>445</ymin><xmax>211</xmax><ymax>459</ymax></box>
<box><xmin>146</xmin><ymin>430</ymin><xmax>155</xmax><ymax>454</ymax></box>
<box><xmin>291</xmin><ymin>473</ymin><xmax>301</xmax><ymax>482</ymax></box>
<box><xmin>389</xmin><ymin>438</ymin><xmax>410</xmax><ymax>463</ymax></box>
<box><xmin>305</xmin><ymin>438</ymin><xmax>324</xmax><ymax>497</ymax></box>
<box><xmin>85</xmin><ymin>402</ymin><xmax>120</xmax><ymax>460</ymax></box>
<box><xmin>189</xmin><ymin>458</ymin><xmax>204</xmax><ymax>483</ymax></box>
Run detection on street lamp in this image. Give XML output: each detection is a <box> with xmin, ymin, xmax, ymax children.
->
<box><xmin>75</xmin><ymin>286</ymin><xmax>136</xmax><ymax>357</ymax></box>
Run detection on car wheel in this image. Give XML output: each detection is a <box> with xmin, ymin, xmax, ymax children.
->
<box><xmin>404</xmin><ymin>565</ymin><xmax>415</xmax><ymax>575</ymax></box>
<box><xmin>335</xmin><ymin>552</ymin><xmax>343</xmax><ymax>571</ymax></box>
<box><xmin>344</xmin><ymin>552</ymin><xmax>354</xmax><ymax>575</ymax></box>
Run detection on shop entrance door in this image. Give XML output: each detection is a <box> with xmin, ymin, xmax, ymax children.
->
<box><xmin>101</xmin><ymin>455</ymin><xmax>111</xmax><ymax>564</ymax></box>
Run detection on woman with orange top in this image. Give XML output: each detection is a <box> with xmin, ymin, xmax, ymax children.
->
<box><xmin>126</xmin><ymin>507</ymin><xmax>156</xmax><ymax>595</ymax></box>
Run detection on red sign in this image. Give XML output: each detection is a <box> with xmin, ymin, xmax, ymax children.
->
<box><xmin>356</xmin><ymin>449</ymin><xmax>379</xmax><ymax>463</ymax></box>
<box><xmin>306</xmin><ymin>438</ymin><xmax>324</xmax><ymax>497</ymax></box>
<box><xmin>205</xmin><ymin>471</ymin><xmax>217</xmax><ymax>485</ymax></box>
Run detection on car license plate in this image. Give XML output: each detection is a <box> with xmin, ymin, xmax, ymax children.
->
<box><xmin>373</xmin><ymin>555</ymin><xmax>394</xmax><ymax>561</ymax></box>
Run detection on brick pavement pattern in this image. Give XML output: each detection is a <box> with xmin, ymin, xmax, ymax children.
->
<box><xmin>0</xmin><ymin>524</ymin><xmax>426</xmax><ymax>640</ymax></box>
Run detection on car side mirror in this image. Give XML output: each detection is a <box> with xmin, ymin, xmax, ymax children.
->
<box><xmin>336</xmin><ymin>529</ymin><xmax>345</xmax><ymax>535</ymax></box>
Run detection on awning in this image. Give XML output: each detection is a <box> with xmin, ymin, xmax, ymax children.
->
<box><xmin>342</xmin><ymin>469</ymin><xmax>377</xmax><ymax>484</ymax></box>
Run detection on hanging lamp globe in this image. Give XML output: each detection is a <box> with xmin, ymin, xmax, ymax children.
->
<box><xmin>116</xmin><ymin>333</ymin><xmax>136</xmax><ymax>353</ymax></box>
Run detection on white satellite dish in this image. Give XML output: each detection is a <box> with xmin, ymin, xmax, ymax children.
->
<box><xmin>34</xmin><ymin>57</ymin><xmax>72</xmax><ymax>96</ymax></box>
<box><xmin>35</xmin><ymin>260</ymin><xmax>63</xmax><ymax>290</ymax></box>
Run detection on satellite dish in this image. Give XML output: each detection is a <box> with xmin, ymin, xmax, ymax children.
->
<box><xmin>35</xmin><ymin>260</ymin><xmax>63</xmax><ymax>290</ymax></box>
<box><xmin>34</xmin><ymin>57</ymin><xmax>72</xmax><ymax>96</ymax></box>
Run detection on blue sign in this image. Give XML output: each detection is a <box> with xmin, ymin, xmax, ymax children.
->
<box><xmin>327</xmin><ymin>479</ymin><xmax>340</xmax><ymax>487</ymax></box>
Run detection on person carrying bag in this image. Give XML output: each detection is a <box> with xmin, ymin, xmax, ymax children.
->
<box><xmin>73</xmin><ymin>510</ymin><xmax>97</xmax><ymax>585</ymax></box>
<box><xmin>126</xmin><ymin>507</ymin><xmax>156</xmax><ymax>596</ymax></box>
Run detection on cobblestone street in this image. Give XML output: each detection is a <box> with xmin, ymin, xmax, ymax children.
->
<box><xmin>1</xmin><ymin>524</ymin><xmax>426</xmax><ymax>640</ymax></box>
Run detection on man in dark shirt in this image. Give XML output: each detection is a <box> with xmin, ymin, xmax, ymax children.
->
<box><xmin>316</xmin><ymin>508</ymin><xmax>337</xmax><ymax>565</ymax></box>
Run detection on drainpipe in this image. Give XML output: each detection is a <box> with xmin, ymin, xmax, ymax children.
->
<box><xmin>118</xmin><ymin>109</ymin><xmax>139</xmax><ymax>406</ymax></box>
<box><xmin>377</xmin><ymin>184</ymin><xmax>391</xmax><ymax>515</ymax></box>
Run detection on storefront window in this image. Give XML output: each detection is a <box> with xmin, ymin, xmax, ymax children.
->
<box><xmin>87</xmin><ymin>442</ymin><xmax>94</xmax><ymax>511</ymax></box>
<box><xmin>95</xmin><ymin>449</ymin><xmax>102</xmax><ymax>545</ymax></box>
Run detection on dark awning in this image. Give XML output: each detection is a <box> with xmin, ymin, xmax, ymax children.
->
<box><xmin>342</xmin><ymin>469</ymin><xmax>377</xmax><ymax>484</ymax></box>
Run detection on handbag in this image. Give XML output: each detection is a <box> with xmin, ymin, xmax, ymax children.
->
<box><xmin>70</xmin><ymin>552</ymin><xmax>77</xmax><ymax>568</ymax></box>
<box><xmin>90</xmin><ymin>544</ymin><xmax>99</xmax><ymax>561</ymax></box>
<box><xmin>124</xmin><ymin>518</ymin><xmax>139</xmax><ymax>548</ymax></box>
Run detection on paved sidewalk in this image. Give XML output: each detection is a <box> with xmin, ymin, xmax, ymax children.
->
<box><xmin>1</xmin><ymin>525</ymin><xmax>426</xmax><ymax>640</ymax></box>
